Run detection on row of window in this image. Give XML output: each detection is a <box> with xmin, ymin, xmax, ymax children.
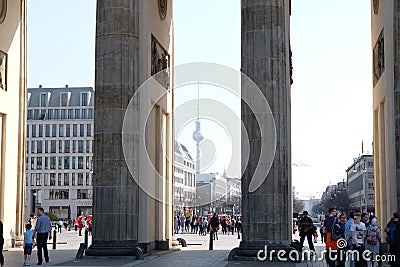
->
<box><xmin>28</xmin><ymin>172</ymin><xmax>92</xmax><ymax>187</ymax></box>
<box><xmin>39</xmin><ymin>92</ymin><xmax>90</xmax><ymax>107</ymax></box>
<box><xmin>173</xmin><ymin>172</ymin><xmax>196</xmax><ymax>187</ymax></box>
<box><xmin>27</xmin><ymin>156</ymin><xmax>92</xmax><ymax>170</ymax></box>
<box><xmin>27</xmin><ymin>108</ymin><xmax>94</xmax><ymax>121</ymax></box>
<box><xmin>27</xmin><ymin>140</ymin><xmax>93</xmax><ymax>155</ymax></box>
<box><xmin>47</xmin><ymin>189</ymin><xmax>92</xmax><ymax>200</ymax></box>
<box><xmin>27</xmin><ymin>123</ymin><xmax>92</xmax><ymax>138</ymax></box>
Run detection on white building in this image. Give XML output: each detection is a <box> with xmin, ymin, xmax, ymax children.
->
<box><xmin>196</xmin><ymin>172</ymin><xmax>227</xmax><ymax>214</ymax></box>
<box><xmin>173</xmin><ymin>142</ymin><xmax>196</xmax><ymax>214</ymax></box>
<box><xmin>26</xmin><ymin>86</ymin><xmax>94</xmax><ymax>220</ymax></box>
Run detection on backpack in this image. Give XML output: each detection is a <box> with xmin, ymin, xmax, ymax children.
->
<box><xmin>388</xmin><ymin>221</ymin><xmax>397</xmax><ymax>244</ymax></box>
<box><xmin>331</xmin><ymin>217</ymin><xmax>341</xmax><ymax>241</ymax></box>
<box><xmin>366</xmin><ymin>226</ymin><xmax>379</xmax><ymax>246</ymax></box>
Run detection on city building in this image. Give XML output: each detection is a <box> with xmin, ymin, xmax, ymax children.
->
<box><xmin>223</xmin><ymin>172</ymin><xmax>241</xmax><ymax>215</ymax></box>
<box><xmin>26</xmin><ymin>86</ymin><xmax>94</xmax><ymax>220</ymax></box>
<box><xmin>173</xmin><ymin>141</ymin><xmax>196</xmax><ymax>215</ymax></box>
<box><xmin>0</xmin><ymin>0</ymin><xmax>27</xmax><ymax>247</ymax></box>
<box><xmin>371</xmin><ymin>0</ymin><xmax>400</xmax><ymax>227</ymax></box>
<box><xmin>196</xmin><ymin>172</ymin><xmax>227</xmax><ymax>215</ymax></box>
<box><xmin>346</xmin><ymin>155</ymin><xmax>375</xmax><ymax>213</ymax></box>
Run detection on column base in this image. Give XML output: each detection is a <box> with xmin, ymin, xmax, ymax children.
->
<box><xmin>228</xmin><ymin>241</ymin><xmax>299</xmax><ymax>262</ymax></box>
<box><xmin>86</xmin><ymin>240</ymin><xmax>140</xmax><ymax>256</ymax></box>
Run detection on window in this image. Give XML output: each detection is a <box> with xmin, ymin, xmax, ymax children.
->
<box><xmin>26</xmin><ymin>141</ymin><xmax>29</xmax><ymax>154</ymax></box>
<box><xmin>32</xmin><ymin>125</ymin><xmax>36</xmax><ymax>137</ymax></box>
<box><xmin>52</xmin><ymin>124</ymin><xmax>57</xmax><ymax>137</ymax></box>
<box><xmin>40</xmin><ymin>93</ymin><xmax>47</xmax><ymax>107</ymax></box>
<box><xmin>64</xmin><ymin>173</ymin><xmax>69</xmax><ymax>186</ymax></box>
<box><xmin>49</xmin><ymin>189</ymin><xmax>69</xmax><ymax>200</ymax></box>
<box><xmin>86</xmin><ymin>140</ymin><xmax>91</xmax><ymax>153</ymax></box>
<box><xmin>34</xmin><ymin>110</ymin><xmax>39</xmax><ymax>120</ymax></box>
<box><xmin>59</xmin><ymin>140</ymin><xmax>63</xmax><ymax>153</ymax></box>
<box><xmin>45</xmin><ymin>140</ymin><xmax>49</xmax><ymax>153</ymax></box>
<box><xmin>37</xmin><ymin>157</ymin><xmax>42</xmax><ymax>169</ymax></box>
<box><xmin>72</xmin><ymin>156</ymin><xmax>76</xmax><ymax>169</ymax></box>
<box><xmin>73</xmin><ymin>124</ymin><xmax>77</xmax><ymax>137</ymax></box>
<box><xmin>61</xmin><ymin>93</ymin><xmax>69</xmax><ymax>106</ymax></box>
<box><xmin>36</xmin><ymin>173</ymin><xmax>41</xmax><ymax>186</ymax></box>
<box><xmin>40</xmin><ymin>109</ymin><xmax>46</xmax><ymax>120</ymax></box>
<box><xmin>45</xmin><ymin>124</ymin><xmax>50</xmax><ymax>137</ymax></box>
<box><xmin>64</xmin><ymin>156</ymin><xmax>70</xmax><ymax>169</ymax></box>
<box><xmin>27</xmin><ymin>110</ymin><xmax>33</xmax><ymax>120</ymax></box>
<box><xmin>44</xmin><ymin>157</ymin><xmax>48</xmax><ymax>169</ymax></box>
<box><xmin>66</xmin><ymin>124</ymin><xmax>70</xmax><ymax>137</ymax></box>
<box><xmin>59</xmin><ymin>124</ymin><xmax>64</xmax><ymax>137</ymax></box>
<box><xmin>78</xmin><ymin>157</ymin><xmax>84</xmax><ymax>169</ymax></box>
<box><xmin>30</xmin><ymin>157</ymin><xmax>35</xmax><ymax>170</ymax></box>
<box><xmin>47</xmin><ymin>109</ymin><xmax>53</xmax><ymax>120</ymax></box>
<box><xmin>30</xmin><ymin>174</ymin><xmax>34</xmax><ymax>186</ymax></box>
<box><xmin>80</xmin><ymin>109</ymin><xmax>87</xmax><ymax>120</ymax></box>
<box><xmin>85</xmin><ymin>173</ymin><xmax>90</xmax><ymax>186</ymax></box>
<box><xmin>31</xmin><ymin>141</ymin><xmax>35</xmax><ymax>154</ymax></box>
<box><xmin>58</xmin><ymin>173</ymin><xmax>62</xmax><ymax>186</ymax></box>
<box><xmin>50</xmin><ymin>156</ymin><xmax>56</xmax><ymax>169</ymax></box>
<box><xmin>54</xmin><ymin>109</ymin><xmax>60</xmax><ymax>120</ymax></box>
<box><xmin>78</xmin><ymin>140</ymin><xmax>84</xmax><ymax>153</ymax></box>
<box><xmin>38</xmin><ymin>125</ymin><xmax>43</xmax><ymax>137</ymax></box>
<box><xmin>77</xmin><ymin>189</ymin><xmax>92</xmax><ymax>199</ymax></box>
<box><xmin>64</xmin><ymin>140</ymin><xmax>70</xmax><ymax>153</ymax></box>
<box><xmin>80</xmin><ymin>124</ymin><xmax>84</xmax><ymax>137</ymax></box>
<box><xmin>50</xmin><ymin>173</ymin><xmax>56</xmax><ymax>186</ymax></box>
<box><xmin>37</xmin><ymin>141</ymin><xmax>42</xmax><ymax>153</ymax></box>
<box><xmin>72</xmin><ymin>140</ymin><xmax>76</xmax><ymax>153</ymax></box>
<box><xmin>86</xmin><ymin>156</ymin><xmax>90</xmax><ymax>169</ymax></box>
<box><xmin>78</xmin><ymin>173</ymin><xmax>84</xmax><ymax>185</ymax></box>
<box><xmin>44</xmin><ymin>173</ymin><xmax>48</xmax><ymax>186</ymax></box>
<box><xmin>88</xmin><ymin>108</ymin><xmax>94</xmax><ymax>119</ymax></box>
<box><xmin>68</xmin><ymin>109</ymin><xmax>74</xmax><ymax>119</ymax></box>
<box><xmin>72</xmin><ymin>173</ymin><xmax>76</xmax><ymax>186</ymax></box>
<box><xmin>75</xmin><ymin>109</ymin><xmax>80</xmax><ymax>120</ymax></box>
<box><xmin>87</xmin><ymin>124</ymin><xmax>92</xmax><ymax>137</ymax></box>
<box><xmin>81</xmin><ymin>92</ymin><xmax>88</xmax><ymax>106</ymax></box>
<box><xmin>61</xmin><ymin>109</ymin><xmax>67</xmax><ymax>120</ymax></box>
<box><xmin>51</xmin><ymin>140</ymin><xmax>56</xmax><ymax>153</ymax></box>
<box><xmin>58</xmin><ymin>156</ymin><xmax>62</xmax><ymax>169</ymax></box>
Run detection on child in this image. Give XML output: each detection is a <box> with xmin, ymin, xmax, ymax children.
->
<box><xmin>23</xmin><ymin>223</ymin><xmax>34</xmax><ymax>266</ymax></box>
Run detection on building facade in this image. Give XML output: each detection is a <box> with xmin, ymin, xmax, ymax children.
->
<box><xmin>346</xmin><ymin>155</ymin><xmax>375</xmax><ymax>213</ymax></box>
<box><xmin>26</xmin><ymin>86</ymin><xmax>94</xmax><ymax>220</ymax></box>
<box><xmin>371</xmin><ymin>0</ymin><xmax>400</xmax><ymax>229</ymax></box>
<box><xmin>196</xmin><ymin>172</ymin><xmax>227</xmax><ymax>215</ymax></box>
<box><xmin>0</xmin><ymin>0</ymin><xmax>27</xmax><ymax>247</ymax></box>
<box><xmin>173</xmin><ymin>142</ymin><xmax>196</xmax><ymax>214</ymax></box>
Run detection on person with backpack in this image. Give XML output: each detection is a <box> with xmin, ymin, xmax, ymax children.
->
<box><xmin>323</xmin><ymin>208</ymin><xmax>339</xmax><ymax>267</ymax></box>
<box><xmin>351</xmin><ymin>212</ymin><xmax>366</xmax><ymax>267</ymax></box>
<box><xmin>364</xmin><ymin>217</ymin><xmax>381</xmax><ymax>267</ymax></box>
<box><xmin>385</xmin><ymin>212</ymin><xmax>400</xmax><ymax>266</ymax></box>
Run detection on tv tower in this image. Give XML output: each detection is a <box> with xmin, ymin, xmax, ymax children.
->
<box><xmin>192</xmin><ymin>83</ymin><xmax>204</xmax><ymax>175</ymax></box>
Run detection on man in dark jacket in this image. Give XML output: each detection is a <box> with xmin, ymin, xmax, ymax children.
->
<box><xmin>298</xmin><ymin>211</ymin><xmax>315</xmax><ymax>252</ymax></box>
<box><xmin>209</xmin><ymin>213</ymin><xmax>220</xmax><ymax>240</ymax></box>
<box><xmin>385</xmin><ymin>212</ymin><xmax>400</xmax><ymax>267</ymax></box>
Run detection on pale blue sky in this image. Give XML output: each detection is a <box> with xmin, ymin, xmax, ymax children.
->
<box><xmin>27</xmin><ymin>0</ymin><xmax>373</xmax><ymax>199</ymax></box>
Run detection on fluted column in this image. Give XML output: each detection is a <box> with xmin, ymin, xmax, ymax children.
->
<box><xmin>87</xmin><ymin>0</ymin><xmax>140</xmax><ymax>256</ymax></box>
<box><xmin>239</xmin><ymin>0</ymin><xmax>292</xmax><ymax>255</ymax></box>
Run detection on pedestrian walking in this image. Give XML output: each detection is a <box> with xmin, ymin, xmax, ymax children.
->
<box><xmin>364</xmin><ymin>217</ymin><xmax>381</xmax><ymax>267</ymax></box>
<box><xmin>34</xmin><ymin>207</ymin><xmax>52</xmax><ymax>265</ymax></box>
<box><xmin>210</xmin><ymin>213</ymin><xmax>220</xmax><ymax>240</ymax></box>
<box><xmin>323</xmin><ymin>208</ymin><xmax>339</xmax><ymax>267</ymax></box>
<box><xmin>23</xmin><ymin>223</ymin><xmax>34</xmax><ymax>266</ymax></box>
<box><xmin>298</xmin><ymin>211</ymin><xmax>315</xmax><ymax>252</ymax></box>
<box><xmin>385</xmin><ymin>212</ymin><xmax>400</xmax><ymax>267</ymax></box>
<box><xmin>236</xmin><ymin>218</ymin><xmax>242</xmax><ymax>239</ymax></box>
<box><xmin>351</xmin><ymin>212</ymin><xmax>366</xmax><ymax>267</ymax></box>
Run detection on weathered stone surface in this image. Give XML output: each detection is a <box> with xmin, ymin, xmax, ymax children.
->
<box><xmin>239</xmin><ymin>0</ymin><xmax>292</xmax><ymax>255</ymax></box>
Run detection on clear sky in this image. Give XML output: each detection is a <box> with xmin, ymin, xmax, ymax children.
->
<box><xmin>27</xmin><ymin>0</ymin><xmax>373</xmax><ymax>200</ymax></box>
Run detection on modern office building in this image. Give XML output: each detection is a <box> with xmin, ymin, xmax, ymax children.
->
<box><xmin>196</xmin><ymin>172</ymin><xmax>227</xmax><ymax>214</ymax></box>
<box><xmin>346</xmin><ymin>155</ymin><xmax>375</xmax><ymax>213</ymax></box>
<box><xmin>173</xmin><ymin>141</ymin><xmax>196</xmax><ymax>215</ymax></box>
<box><xmin>26</xmin><ymin>86</ymin><xmax>94</xmax><ymax>220</ymax></box>
<box><xmin>0</xmin><ymin>0</ymin><xmax>27</xmax><ymax>247</ymax></box>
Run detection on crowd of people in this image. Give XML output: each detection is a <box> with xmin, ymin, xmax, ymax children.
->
<box><xmin>297</xmin><ymin>208</ymin><xmax>400</xmax><ymax>267</ymax></box>
<box><xmin>174</xmin><ymin>213</ymin><xmax>242</xmax><ymax>239</ymax></box>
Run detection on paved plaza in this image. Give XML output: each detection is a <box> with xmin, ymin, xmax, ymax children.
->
<box><xmin>0</xmin><ymin>230</ymin><xmax>336</xmax><ymax>267</ymax></box>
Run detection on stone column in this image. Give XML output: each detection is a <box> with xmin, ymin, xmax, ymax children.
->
<box><xmin>86</xmin><ymin>0</ymin><xmax>140</xmax><ymax>256</ymax></box>
<box><xmin>238</xmin><ymin>0</ymin><xmax>292</xmax><ymax>257</ymax></box>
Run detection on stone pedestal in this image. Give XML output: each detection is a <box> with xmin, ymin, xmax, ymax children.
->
<box><xmin>237</xmin><ymin>0</ymin><xmax>292</xmax><ymax>259</ymax></box>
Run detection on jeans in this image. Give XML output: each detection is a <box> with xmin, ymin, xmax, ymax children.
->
<box><xmin>300</xmin><ymin>233</ymin><xmax>315</xmax><ymax>251</ymax></box>
<box><xmin>36</xmin><ymin>232</ymin><xmax>49</xmax><ymax>263</ymax></box>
